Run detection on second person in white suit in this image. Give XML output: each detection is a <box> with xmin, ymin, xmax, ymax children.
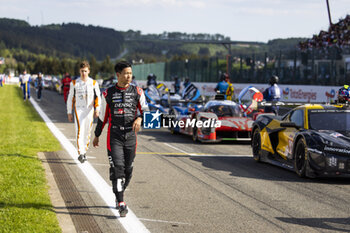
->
<box><xmin>67</xmin><ymin>60</ymin><xmax>101</xmax><ymax>163</ymax></box>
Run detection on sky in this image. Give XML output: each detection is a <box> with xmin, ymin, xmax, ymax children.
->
<box><xmin>0</xmin><ymin>0</ymin><xmax>349</xmax><ymax>42</ymax></box>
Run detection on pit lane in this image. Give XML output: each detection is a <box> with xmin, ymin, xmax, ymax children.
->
<box><xmin>35</xmin><ymin>88</ymin><xmax>350</xmax><ymax>233</ymax></box>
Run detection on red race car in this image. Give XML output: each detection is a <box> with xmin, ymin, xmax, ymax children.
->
<box><xmin>169</xmin><ymin>99</ymin><xmax>260</xmax><ymax>143</ymax></box>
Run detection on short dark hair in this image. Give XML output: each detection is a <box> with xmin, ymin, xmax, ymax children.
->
<box><xmin>114</xmin><ymin>61</ymin><xmax>132</xmax><ymax>73</ymax></box>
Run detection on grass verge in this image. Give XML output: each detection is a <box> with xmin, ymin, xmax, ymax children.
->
<box><xmin>0</xmin><ymin>85</ymin><xmax>62</xmax><ymax>233</ymax></box>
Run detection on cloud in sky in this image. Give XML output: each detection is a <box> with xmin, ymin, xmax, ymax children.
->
<box><xmin>0</xmin><ymin>0</ymin><xmax>349</xmax><ymax>42</ymax></box>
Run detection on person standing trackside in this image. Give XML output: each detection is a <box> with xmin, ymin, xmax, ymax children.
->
<box><xmin>92</xmin><ymin>61</ymin><xmax>149</xmax><ymax>217</ymax></box>
<box><xmin>215</xmin><ymin>73</ymin><xmax>229</xmax><ymax>95</ymax></box>
<box><xmin>62</xmin><ymin>73</ymin><xmax>72</xmax><ymax>103</ymax></box>
<box><xmin>35</xmin><ymin>72</ymin><xmax>44</xmax><ymax>101</ymax></box>
<box><xmin>131</xmin><ymin>75</ymin><xmax>137</xmax><ymax>86</ymax></box>
<box><xmin>0</xmin><ymin>74</ymin><xmax>3</xmax><ymax>87</ymax></box>
<box><xmin>263</xmin><ymin>75</ymin><xmax>281</xmax><ymax>114</ymax></box>
<box><xmin>20</xmin><ymin>70</ymin><xmax>31</xmax><ymax>101</ymax></box>
<box><xmin>173</xmin><ymin>76</ymin><xmax>181</xmax><ymax>94</ymax></box>
<box><xmin>146</xmin><ymin>73</ymin><xmax>157</xmax><ymax>87</ymax></box>
<box><xmin>67</xmin><ymin>61</ymin><xmax>101</xmax><ymax>163</ymax></box>
<box><xmin>225</xmin><ymin>76</ymin><xmax>235</xmax><ymax>100</ymax></box>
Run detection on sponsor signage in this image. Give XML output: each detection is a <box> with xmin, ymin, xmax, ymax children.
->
<box><xmin>138</xmin><ymin>80</ymin><xmax>340</xmax><ymax>103</ymax></box>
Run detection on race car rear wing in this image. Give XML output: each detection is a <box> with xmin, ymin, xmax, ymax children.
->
<box><xmin>257</xmin><ymin>101</ymin><xmax>331</xmax><ymax>107</ymax></box>
<box><xmin>255</xmin><ymin>101</ymin><xmax>337</xmax><ymax>117</ymax></box>
<box><xmin>167</xmin><ymin>97</ymin><xmax>205</xmax><ymax>105</ymax></box>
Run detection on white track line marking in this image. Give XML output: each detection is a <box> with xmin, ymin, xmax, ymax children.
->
<box><xmin>30</xmin><ymin>98</ymin><xmax>150</xmax><ymax>233</ymax></box>
<box><xmin>137</xmin><ymin>151</ymin><xmax>252</xmax><ymax>157</ymax></box>
<box><xmin>163</xmin><ymin>143</ymin><xmax>197</xmax><ymax>155</ymax></box>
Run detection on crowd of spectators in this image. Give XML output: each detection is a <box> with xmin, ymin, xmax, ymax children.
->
<box><xmin>299</xmin><ymin>15</ymin><xmax>350</xmax><ymax>52</ymax></box>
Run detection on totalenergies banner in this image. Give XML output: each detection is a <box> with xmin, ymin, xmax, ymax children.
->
<box><xmin>198</xmin><ymin>83</ymin><xmax>339</xmax><ymax>103</ymax></box>
<box><xmin>138</xmin><ymin>81</ymin><xmax>339</xmax><ymax>103</ymax></box>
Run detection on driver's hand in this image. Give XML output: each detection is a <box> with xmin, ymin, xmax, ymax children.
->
<box><xmin>68</xmin><ymin>114</ymin><xmax>73</xmax><ymax>122</ymax></box>
<box><xmin>93</xmin><ymin>137</ymin><xmax>99</xmax><ymax>148</ymax></box>
<box><xmin>132</xmin><ymin>117</ymin><xmax>143</xmax><ymax>133</ymax></box>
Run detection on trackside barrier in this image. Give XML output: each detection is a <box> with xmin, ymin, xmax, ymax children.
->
<box><xmin>137</xmin><ymin>81</ymin><xmax>340</xmax><ymax>103</ymax></box>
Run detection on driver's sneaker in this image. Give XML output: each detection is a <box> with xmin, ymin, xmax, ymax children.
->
<box><xmin>118</xmin><ymin>202</ymin><xmax>128</xmax><ymax>217</ymax></box>
<box><xmin>78</xmin><ymin>154</ymin><xmax>87</xmax><ymax>163</ymax></box>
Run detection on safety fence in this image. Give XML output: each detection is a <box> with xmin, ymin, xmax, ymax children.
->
<box><xmin>133</xmin><ymin>47</ymin><xmax>350</xmax><ymax>86</ymax></box>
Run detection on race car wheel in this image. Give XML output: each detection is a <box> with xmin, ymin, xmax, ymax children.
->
<box><xmin>170</xmin><ymin>119</ymin><xmax>176</xmax><ymax>134</ymax></box>
<box><xmin>252</xmin><ymin>129</ymin><xmax>261</xmax><ymax>162</ymax></box>
<box><xmin>294</xmin><ymin>138</ymin><xmax>308</xmax><ymax>178</ymax></box>
<box><xmin>170</xmin><ymin>125</ymin><xmax>176</xmax><ymax>134</ymax></box>
<box><xmin>192</xmin><ymin>127</ymin><xmax>198</xmax><ymax>142</ymax></box>
<box><xmin>169</xmin><ymin>109</ymin><xmax>177</xmax><ymax>134</ymax></box>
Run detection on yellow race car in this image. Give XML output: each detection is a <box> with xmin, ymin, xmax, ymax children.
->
<box><xmin>251</xmin><ymin>103</ymin><xmax>350</xmax><ymax>178</ymax></box>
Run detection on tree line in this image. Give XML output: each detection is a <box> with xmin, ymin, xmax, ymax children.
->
<box><xmin>0</xmin><ymin>18</ymin><xmax>124</xmax><ymax>60</ymax></box>
<box><xmin>0</xmin><ymin>18</ymin><xmax>304</xmax><ymax>78</ymax></box>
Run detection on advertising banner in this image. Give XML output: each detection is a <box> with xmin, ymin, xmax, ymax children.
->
<box><xmin>138</xmin><ymin>81</ymin><xmax>339</xmax><ymax>103</ymax></box>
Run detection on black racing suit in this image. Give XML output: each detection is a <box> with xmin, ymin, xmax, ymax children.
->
<box><xmin>94</xmin><ymin>84</ymin><xmax>149</xmax><ymax>203</ymax></box>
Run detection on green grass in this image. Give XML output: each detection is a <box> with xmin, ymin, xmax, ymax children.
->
<box><xmin>0</xmin><ymin>86</ymin><xmax>62</xmax><ymax>233</ymax></box>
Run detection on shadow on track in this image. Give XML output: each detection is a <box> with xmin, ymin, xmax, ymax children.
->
<box><xmin>139</xmin><ymin>129</ymin><xmax>251</xmax><ymax>145</ymax></box>
<box><xmin>163</xmin><ymin>154</ymin><xmax>350</xmax><ymax>184</ymax></box>
<box><xmin>276</xmin><ymin>216</ymin><xmax>350</xmax><ymax>232</ymax></box>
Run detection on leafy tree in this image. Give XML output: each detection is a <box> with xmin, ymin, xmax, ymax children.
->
<box><xmin>100</xmin><ymin>55</ymin><xmax>114</xmax><ymax>74</ymax></box>
<box><xmin>60</xmin><ymin>58</ymin><xmax>74</xmax><ymax>75</ymax></box>
<box><xmin>17</xmin><ymin>62</ymin><xmax>25</xmax><ymax>74</ymax></box>
<box><xmin>198</xmin><ymin>47</ymin><xmax>210</xmax><ymax>57</ymax></box>
<box><xmin>0</xmin><ymin>18</ymin><xmax>124</xmax><ymax>60</ymax></box>
<box><xmin>50</xmin><ymin>57</ymin><xmax>60</xmax><ymax>74</ymax></box>
<box><xmin>89</xmin><ymin>55</ymin><xmax>99</xmax><ymax>78</ymax></box>
<box><xmin>74</xmin><ymin>60</ymin><xmax>81</xmax><ymax>77</ymax></box>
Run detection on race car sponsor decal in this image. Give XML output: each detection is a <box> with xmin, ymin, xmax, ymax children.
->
<box><xmin>330</xmin><ymin>132</ymin><xmax>343</xmax><ymax>138</ymax></box>
<box><xmin>286</xmin><ymin>138</ymin><xmax>293</xmax><ymax>159</ymax></box>
<box><xmin>324</xmin><ymin>146</ymin><xmax>350</xmax><ymax>154</ymax></box>
<box><xmin>310</xmin><ymin>109</ymin><xmax>350</xmax><ymax>113</ymax></box>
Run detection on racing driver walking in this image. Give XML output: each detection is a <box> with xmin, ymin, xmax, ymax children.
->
<box><xmin>67</xmin><ymin>61</ymin><xmax>101</xmax><ymax>163</ymax></box>
<box><xmin>92</xmin><ymin>61</ymin><xmax>149</xmax><ymax>217</ymax></box>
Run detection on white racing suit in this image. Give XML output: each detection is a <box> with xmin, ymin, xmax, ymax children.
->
<box><xmin>67</xmin><ymin>78</ymin><xmax>101</xmax><ymax>155</ymax></box>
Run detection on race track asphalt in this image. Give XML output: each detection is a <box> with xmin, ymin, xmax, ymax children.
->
<box><xmin>34</xmin><ymin>88</ymin><xmax>350</xmax><ymax>233</ymax></box>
